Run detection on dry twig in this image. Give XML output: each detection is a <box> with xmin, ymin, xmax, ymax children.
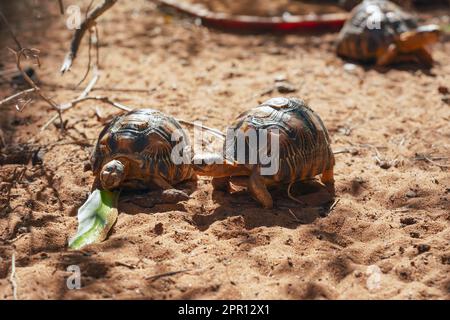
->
<box><xmin>0</xmin><ymin>88</ymin><xmax>36</xmax><ymax>106</ymax></box>
<box><xmin>287</xmin><ymin>208</ymin><xmax>302</xmax><ymax>223</ymax></box>
<box><xmin>58</xmin><ymin>0</ymin><xmax>65</xmax><ymax>15</ymax></box>
<box><xmin>328</xmin><ymin>198</ymin><xmax>340</xmax><ymax>212</ymax></box>
<box><xmin>287</xmin><ymin>181</ymin><xmax>306</xmax><ymax>206</ymax></box>
<box><xmin>0</xmin><ymin>10</ymin><xmax>22</xmax><ymax>50</ymax></box>
<box><xmin>9</xmin><ymin>252</ymin><xmax>18</xmax><ymax>300</ymax></box>
<box><xmin>145</xmin><ymin>269</ymin><xmax>191</xmax><ymax>282</ymax></box>
<box><xmin>414</xmin><ymin>154</ymin><xmax>450</xmax><ymax>169</ymax></box>
<box><xmin>11</xmin><ymin>48</ymin><xmax>64</xmax><ymax>125</ymax></box>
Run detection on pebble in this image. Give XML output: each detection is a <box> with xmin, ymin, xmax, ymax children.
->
<box><xmin>416</xmin><ymin>244</ymin><xmax>431</xmax><ymax>254</ymax></box>
<box><xmin>400</xmin><ymin>217</ymin><xmax>416</xmax><ymax>225</ymax></box>
<box><xmin>276</xmin><ymin>82</ymin><xmax>297</xmax><ymax>93</ymax></box>
<box><xmin>154</xmin><ymin>222</ymin><xmax>164</xmax><ymax>235</ymax></box>
<box><xmin>405</xmin><ymin>190</ymin><xmax>417</xmax><ymax>198</ymax></box>
<box><xmin>343</xmin><ymin>63</ymin><xmax>357</xmax><ymax>73</ymax></box>
<box><xmin>438</xmin><ymin>86</ymin><xmax>449</xmax><ymax>95</ymax></box>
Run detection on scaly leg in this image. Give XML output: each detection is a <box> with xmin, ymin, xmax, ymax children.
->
<box><xmin>152</xmin><ymin>176</ymin><xmax>174</xmax><ymax>190</ymax></box>
<box><xmin>152</xmin><ymin>175</ymin><xmax>189</xmax><ymax>201</ymax></box>
<box><xmin>248</xmin><ymin>167</ymin><xmax>273</xmax><ymax>209</ymax></box>
<box><xmin>376</xmin><ymin>44</ymin><xmax>398</xmax><ymax>67</ymax></box>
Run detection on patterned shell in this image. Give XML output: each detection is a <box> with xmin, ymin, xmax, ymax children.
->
<box><xmin>225</xmin><ymin>97</ymin><xmax>334</xmax><ymax>184</ymax></box>
<box><xmin>337</xmin><ymin>0</ymin><xmax>417</xmax><ymax>61</ymax></box>
<box><xmin>91</xmin><ymin>109</ymin><xmax>194</xmax><ymax>188</ymax></box>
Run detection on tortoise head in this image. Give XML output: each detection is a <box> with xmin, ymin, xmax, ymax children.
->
<box><xmin>399</xmin><ymin>24</ymin><xmax>441</xmax><ymax>50</ymax></box>
<box><xmin>100</xmin><ymin>158</ymin><xmax>129</xmax><ymax>190</ymax></box>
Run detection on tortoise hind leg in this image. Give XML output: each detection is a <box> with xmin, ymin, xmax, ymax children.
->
<box><xmin>248</xmin><ymin>167</ymin><xmax>273</xmax><ymax>209</ymax></box>
<box><xmin>321</xmin><ymin>167</ymin><xmax>335</xmax><ymax>197</ymax></box>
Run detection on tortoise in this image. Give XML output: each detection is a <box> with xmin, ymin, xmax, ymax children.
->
<box><xmin>193</xmin><ymin>97</ymin><xmax>335</xmax><ymax>209</ymax></box>
<box><xmin>336</xmin><ymin>0</ymin><xmax>440</xmax><ymax>67</ymax></box>
<box><xmin>90</xmin><ymin>108</ymin><xmax>195</xmax><ymax>192</ymax></box>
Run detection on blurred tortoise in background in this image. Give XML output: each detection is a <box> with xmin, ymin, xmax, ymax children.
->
<box><xmin>336</xmin><ymin>0</ymin><xmax>441</xmax><ymax>67</ymax></box>
<box><xmin>338</xmin><ymin>0</ymin><xmax>450</xmax><ymax>11</ymax></box>
<box><xmin>193</xmin><ymin>97</ymin><xmax>335</xmax><ymax>209</ymax></box>
<box><xmin>91</xmin><ymin>109</ymin><xmax>195</xmax><ymax>193</ymax></box>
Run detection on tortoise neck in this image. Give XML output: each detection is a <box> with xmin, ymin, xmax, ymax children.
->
<box><xmin>397</xmin><ymin>29</ymin><xmax>439</xmax><ymax>52</ymax></box>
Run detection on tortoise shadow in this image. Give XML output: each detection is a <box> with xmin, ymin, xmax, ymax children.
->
<box><xmin>340</xmin><ymin>56</ymin><xmax>438</xmax><ymax>76</ymax></box>
<box><xmin>117</xmin><ymin>180</ymin><xmax>198</xmax><ymax>215</ymax></box>
<box><xmin>192</xmin><ymin>180</ymin><xmax>336</xmax><ymax>231</ymax></box>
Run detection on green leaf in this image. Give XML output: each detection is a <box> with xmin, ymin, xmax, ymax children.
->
<box><xmin>443</xmin><ymin>24</ymin><xmax>450</xmax><ymax>34</ymax></box>
<box><xmin>68</xmin><ymin>189</ymin><xmax>120</xmax><ymax>250</ymax></box>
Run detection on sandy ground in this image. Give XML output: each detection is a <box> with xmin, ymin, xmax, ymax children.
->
<box><xmin>0</xmin><ymin>0</ymin><xmax>449</xmax><ymax>300</ymax></box>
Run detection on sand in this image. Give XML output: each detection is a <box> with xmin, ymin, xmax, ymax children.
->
<box><xmin>0</xmin><ymin>0</ymin><xmax>449</xmax><ymax>299</ymax></box>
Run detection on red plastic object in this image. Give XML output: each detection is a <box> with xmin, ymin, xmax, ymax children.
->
<box><xmin>156</xmin><ymin>0</ymin><xmax>349</xmax><ymax>33</ymax></box>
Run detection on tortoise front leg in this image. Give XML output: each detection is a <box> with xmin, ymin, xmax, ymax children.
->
<box><xmin>152</xmin><ymin>175</ymin><xmax>174</xmax><ymax>190</ymax></box>
<box><xmin>376</xmin><ymin>44</ymin><xmax>398</xmax><ymax>67</ymax></box>
<box><xmin>321</xmin><ymin>167</ymin><xmax>335</xmax><ymax>197</ymax></box>
<box><xmin>248</xmin><ymin>167</ymin><xmax>273</xmax><ymax>209</ymax></box>
<box><xmin>151</xmin><ymin>175</ymin><xmax>190</xmax><ymax>202</ymax></box>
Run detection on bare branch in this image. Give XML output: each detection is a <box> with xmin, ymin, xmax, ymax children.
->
<box><xmin>177</xmin><ymin>119</ymin><xmax>225</xmax><ymax>139</ymax></box>
<box><xmin>58</xmin><ymin>0</ymin><xmax>65</xmax><ymax>15</ymax></box>
<box><xmin>0</xmin><ymin>88</ymin><xmax>36</xmax><ymax>106</ymax></box>
<box><xmin>75</xmin><ymin>30</ymin><xmax>93</xmax><ymax>87</ymax></box>
<box><xmin>9</xmin><ymin>252</ymin><xmax>18</xmax><ymax>300</ymax></box>
<box><xmin>145</xmin><ymin>269</ymin><xmax>191</xmax><ymax>281</ymax></box>
<box><xmin>61</xmin><ymin>0</ymin><xmax>118</xmax><ymax>73</ymax></box>
<box><xmin>11</xmin><ymin>48</ymin><xmax>64</xmax><ymax>126</ymax></box>
<box><xmin>0</xmin><ymin>10</ymin><xmax>22</xmax><ymax>50</ymax></box>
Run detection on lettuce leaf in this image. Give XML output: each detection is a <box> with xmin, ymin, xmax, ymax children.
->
<box><xmin>68</xmin><ymin>189</ymin><xmax>119</xmax><ymax>250</ymax></box>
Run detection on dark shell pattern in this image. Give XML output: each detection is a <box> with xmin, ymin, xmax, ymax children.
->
<box><xmin>337</xmin><ymin>0</ymin><xmax>417</xmax><ymax>61</ymax></box>
<box><xmin>91</xmin><ymin>109</ymin><xmax>194</xmax><ymax>188</ymax></box>
<box><xmin>226</xmin><ymin>97</ymin><xmax>334</xmax><ymax>184</ymax></box>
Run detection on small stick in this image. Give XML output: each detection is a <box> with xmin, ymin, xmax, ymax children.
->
<box><xmin>145</xmin><ymin>269</ymin><xmax>191</xmax><ymax>281</ymax></box>
<box><xmin>287</xmin><ymin>208</ymin><xmax>302</xmax><ymax>223</ymax></box>
<box><xmin>177</xmin><ymin>119</ymin><xmax>225</xmax><ymax>139</ymax></box>
<box><xmin>114</xmin><ymin>261</ymin><xmax>136</xmax><ymax>269</ymax></box>
<box><xmin>75</xmin><ymin>29</ymin><xmax>93</xmax><ymax>87</ymax></box>
<box><xmin>9</xmin><ymin>252</ymin><xmax>18</xmax><ymax>300</ymax></box>
<box><xmin>0</xmin><ymin>88</ymin><xmax>36</xmax><ymax>106</ymax></box>
<box><xmin>78</xmin><ymin>68</ymin><xmax>100</xmax><ymax>99</ymax></box>
<box><xmin>58</xmin><ymin>0</ymin><xmax>65</xmax><ymax>14</ymax></box>
<box><xmin>287</xmin><ymin>181</ymin><xmax>306</xmax><ymax>206</ymax></box>
<box><xmin>94</xmin><ymin>26</ymin><xmax>100</xmax><ymax>68</ymax></box>
<box><xmin>420</xmin><ymin>155</ymin><xmax>450</xmax><ymax>169</ymax></box>
<box><xmin>41</xmin><ymin>70</ymin><xmax>100</xmax><ymax>131</ymax></box>
<box><xmin>328</xmin><ymin>198</ymin><xmax>340</xmax><ymax>212</ymax></box>
<box><xmin>40</xmin><ymin>96</ymin><xmax>131</xmax><ymax>131</ymax></box>
<box><xmin>333</xmin><ymin>148</ymin><xmax>356</xmax><ymax>155</ymax></box>
<box><xmin>0</xmin><ymin>10</ymin><xmax>22</xmax><ymax>50</ymax></box>
<box><xmin>60</xmin><ymin>95</ymin><xmax>132</xmax><ymax>112</ymax></box>
<box><xmin>13</xmin><ymin>48</ymin><xmax>64</xmax><ymax>124</ymax></box>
